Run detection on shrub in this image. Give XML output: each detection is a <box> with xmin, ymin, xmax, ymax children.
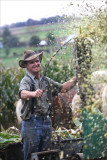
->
<box><xmin>29</xmin><ymin>35</ymin><xmax>40</xmax><ymax>47</ymax></box>
<box><xmin>47</xmin><ymin>32</ymin><xmax>56</xmax><ymax>46</ymax></box>
<box><xmin>0</xmin><ymin>65</ymin><xmax>25</xmax><ymax>129</ymax></box>
<box><xmin>2</xmin><ymin>27</ymin><xmax>20</xmax><ymax>48</ymax></box>
<box><xmin>42</xmin><ymin>59</ymin><xmax>74</xmax><ymax>83</ymax></box>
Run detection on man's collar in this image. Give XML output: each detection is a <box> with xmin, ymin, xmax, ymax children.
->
<box><xmin>27</xmin><ymin>72</ymin><xmax>35</xmax><ymax>80</ymax></box>
<box><xmin>27</xmin><ymin>72</ymin><xmax>43</xmax><ymax>80</ymax></box>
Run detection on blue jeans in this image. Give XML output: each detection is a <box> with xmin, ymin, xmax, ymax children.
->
<box><xmin>21</xmin><ymin>116</ymin><xmax>52</xmax><ymax>160</ymax></box>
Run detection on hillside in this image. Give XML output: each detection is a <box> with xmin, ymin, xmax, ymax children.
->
<box><xmin>0</xmin><ymin>23</ymin><xmax>65</xmax><ymax>35</ymax></box>
<box><xmin>0</xmin><ymin>21</ymin><xmax>78</xmax><ymax>46</ymax></box>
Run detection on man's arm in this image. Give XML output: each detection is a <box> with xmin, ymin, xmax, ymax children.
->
<box><xmin>20</xmin><ymin>89</ymin><xmax>44</xmax><ymax>99</ymax></box>
<box><xmin>61</xmin><ymin>76</ymin><xmax>77</xmax><ymax>93</ymax></box>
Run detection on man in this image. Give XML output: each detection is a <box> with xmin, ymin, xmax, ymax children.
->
<box><xmin>19</xmin><ymin>50</ymin><xmax>77</xmax><ymax>160</ymax></box>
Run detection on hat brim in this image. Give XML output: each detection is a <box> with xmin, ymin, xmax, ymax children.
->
<box><xmin>19</xmin><ymin>52</ymin><xmax>43</xmax><ymax>68</ymax></box>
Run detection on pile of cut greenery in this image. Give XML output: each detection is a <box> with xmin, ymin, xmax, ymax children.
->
<box><xmin>0</xmin><ymin>126</ymin><xmax>21</xmax><ymax>150</ymax></box>
<box><xmin>52</xmin><ymin>119</ymin><xmax>82</xmax><ymax>140</ymax></box>
<box><xmin>52</xmin><ymin>127</ymin><xmax>81</xmax><ymax>140</ymax></box>
<box><xmin>0</xmin><ymin>119</ymin><xmax>82</xmax><ymax>150</ymax></box>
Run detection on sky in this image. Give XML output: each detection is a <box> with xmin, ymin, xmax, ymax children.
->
<box><xmin>0</xmin><ymin>1</ymin><xmax>70</xmax><ymax>26</ymax></box>
<box><xmin>0</xmin><ymin>0</ymin><xmax>106</xmax><ymax>27</ymax></box>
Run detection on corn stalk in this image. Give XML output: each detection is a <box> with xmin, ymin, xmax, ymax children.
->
<box><xmin>74</xmin><ymin>37</ymin><xmax>95</xmax><ymax>108</ymax></box>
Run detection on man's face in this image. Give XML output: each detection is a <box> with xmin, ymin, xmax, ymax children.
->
<box><xmin>25</xmin><ymin>57</ymin><xmax>41</xmax><ymax>74</ymax></box>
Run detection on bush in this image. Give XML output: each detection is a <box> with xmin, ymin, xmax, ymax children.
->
<box><xmin>8</xmin><ymin>36</ymin><xmax>19</xmax><ymax>48</ymax></box>
<box><xmin>47</xmin><ymin>32</ymin><xmax>56</xmax><ymax>45</ymax></box>
<box><xmin>2</xmin><ymin>27</ymin><xmax>20</xmax><ymax>48</ymax></box>
<box><xmin>42</xmin><ymin>59</ymin><xmax>74</xmax><ymax>83</ymax></box>
<box><xmin>29</xmin><ymin>35</ymin><xmax>40</xmax><ymax>47</ymax></box>
<box><xmin>0</xmin><ymin>66</ymin><xmax>25</xmax><ymax>129</ymax></box>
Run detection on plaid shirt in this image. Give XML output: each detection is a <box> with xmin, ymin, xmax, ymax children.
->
<box><xmin>19</xmin><ymin>72</ymin><xmax>62</xmax><ymax>120</ymax></box>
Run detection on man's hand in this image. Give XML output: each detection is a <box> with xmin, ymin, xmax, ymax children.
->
<box><xmin>20</xmin><ymin>89</ymin><xmax>45</xmax><ymax>99</ymax></box>
<box><xmin>33</xmin><ymin>89</ymin><xmax>44</xmax><ymax>98</ymax></box>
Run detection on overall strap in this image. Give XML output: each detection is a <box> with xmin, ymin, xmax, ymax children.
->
<box><xmin>26</xmin><ymin>74</ymin><xmax>35</xmax><ymax>114</ymax></box>
<box><xmin>43</xmin><ymin>76</ymin><xmax>53</xmax><ymax>116</ymax></box>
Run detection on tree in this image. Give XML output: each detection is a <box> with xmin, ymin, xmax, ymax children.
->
<box><xmin>2</xmin><ymin>27</ymin><xmax>11</xmax><ymax>38</ymax></box>
<box><xmin>47</xmin><ymin>32</ymin><xmax>56</xmax><ymax>45</ymax></box>
<box><xmin>8</xmin><ymin>36</ymin><xmax>19</xmax><ymax>48</ymax></box>
<box><xmin>2</xmin><ymin>27</ymin><xmax>11</xmax><ymax>56</ymax></box>
<box><xmin>2</xmin><ymin>27</ymin><xmax>19</xmax><ymax>56</ymax></box>
<box><xmin>29</xmin><ymin>35</ymin><xmax>40</xmax><ymax>46</ymax></box>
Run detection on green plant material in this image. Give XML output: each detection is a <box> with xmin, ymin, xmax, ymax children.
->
<box><xmin>0</xmin><ymin>131</ymin><xmax>21</xmax><ymax>149</ymax></box>
<box><xmin>74</xmin><ymin>37</ymin><xmax>95</xmax><ymax>108</ymax></box>
<box><xmin>0</xmin><ymin>65</ymin><xmax>25</xmax><ymax>128</ymax></box>
<box><xmin>73</xmin><ymin>119</ymin><xmax>81</xmax><ymax>128</ymax></box>
<box><xmin>47</xmin><ymin>32</ymin><xmax>56</xmax><ymax>45</ymax></box>
<box><xmin>52</xmin><ymin>127</ymin><xmax>81</xmax><ymax>140</ymax></box>
<box><xmin>42</xmin><ymin>59</ymin><xmax>74</xmax><ymax>83</ymax></box>
<box><xmin>1</xmin><ymin>125</ymin><xmax>5</xmax><ymax>132</ymax></box>
<box><xmin>0</xmin><ymin>126</ymin><xmax>21</xmax><ymax>149</ymax></box>
<box><xmin>29</xmin><ymin>35</ymin><xmax>40</xmax><ymax>46</ymax></box>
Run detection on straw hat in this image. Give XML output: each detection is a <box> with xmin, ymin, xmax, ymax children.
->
<box><xmin>19</xmin><ymin>50</ymin><xmax>43</xmax><ymax>68</ymax></box>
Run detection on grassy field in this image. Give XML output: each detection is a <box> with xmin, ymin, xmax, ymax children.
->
<box><xmin>15</xmin><ymin>24</ymin><xmax>76</xmax><ymax>42</ymax></box>
<box><xmin>0</xmin><ymin>20</ymin><xmax>106</xmax><ymax>71</ymax></box>
<box><xmin>0</xmin><ymin>22</ymin><xmax>76</xmax><ymax>42</ymax></box>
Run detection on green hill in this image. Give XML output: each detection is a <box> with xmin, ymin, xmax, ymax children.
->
<box><xmin>0</xmin><ymin>22</ymin><xmax>76</xmax><ymax>43</ymax></box>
